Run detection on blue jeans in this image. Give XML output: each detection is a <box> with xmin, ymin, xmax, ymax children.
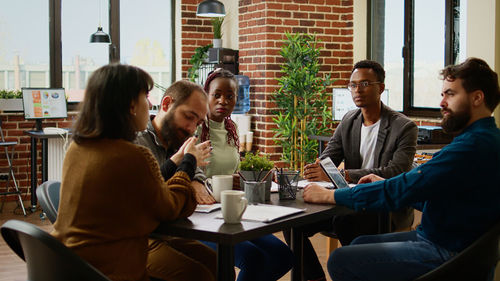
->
<box><xmin>327</xmin><ymin>231</ymin><xmax>455</xmax><ymax>281</ymax></box>
<box><xmin>203</xmin><ymin>234</ymin><xmax>294</xmax><ymax>281</ymax></box>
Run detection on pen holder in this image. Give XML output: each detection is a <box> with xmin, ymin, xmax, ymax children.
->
<box><xmin>277</xmin><ymin>170</ymin><xmax>299</xmax><ymax>200</ymax></box>
<box><xmin>243</xmin><ymin>181</ymin><xmax>266</xmax><ymax>204</ymax></box>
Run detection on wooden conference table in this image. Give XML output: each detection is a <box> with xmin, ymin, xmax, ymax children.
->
<box><xmin>153</xmin><ymin>192</ymin><xmax>353</xmax><ymax>281</ymax></box>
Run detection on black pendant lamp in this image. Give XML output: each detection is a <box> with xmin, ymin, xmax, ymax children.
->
<box><xmin>90</xmin><ymin>0</ymin><xmax>111</xmax><ymax>43</ymax></box>
<box><xmin>196</xmin><ymin>0</ymin><xmax>226</xmax><ymax>17</ymax></box>
<box><xmin>90</xmin><ymin>26</ymin><xmax>111</xmax><ymax>43</ymax></box>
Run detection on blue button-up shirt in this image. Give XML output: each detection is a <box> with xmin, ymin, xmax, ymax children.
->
<box><xmin>335</xmin><ymin>117</ymin><xmax>500</xmax><ymax>252</ymax></box>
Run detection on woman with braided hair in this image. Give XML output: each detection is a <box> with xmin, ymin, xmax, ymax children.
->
<box><xmin>198</xmin><ymin>69</ymin><xmax>294</xmax><ymax>281</ymax></box>
<box><xmin>198</xmin><ymin>68</ymin><xmax>240</xmax><ymax>177</ymax></box>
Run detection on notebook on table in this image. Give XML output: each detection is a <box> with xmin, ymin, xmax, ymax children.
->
<box><xmin>216</xmin><ymin>204</ymin><xmax>305</xmax><ymax>223</ymax></box>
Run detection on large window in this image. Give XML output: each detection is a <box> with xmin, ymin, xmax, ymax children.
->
<box><xmin>120</xmin><ymin>0</ymin><xmax>173</xmax><ymax>106</ymax></box>
<box><xmin>0</xmin><ymin>0</ymin><xmax>174</xmax><ymax>104</ymax></box>
<box><xmin>370</xmin><ymin>0</ymin><xmax>466</xmax><ymax>117</ymax></box>
<box><xmin>62</xmin><ymin>0</ymin><xmax>109</xmax><ymax>102</ymax></box>
<box><xmin>0</xmin><ymin>1</ymin><xmax>49</xmax><ymax>90</ymax></box>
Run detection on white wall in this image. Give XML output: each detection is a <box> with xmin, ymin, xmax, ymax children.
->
<box><xmin>465</xmin><ymin>0</ymin><xmax>496</xmax><ymax>67</ymax></box>
<box><xmin>220</xmin><ymin>0</ymin><xmax>238</xmax><ymax>50</ymax></box>
<box><xmin>494</xmin><ymin>0</ymin><xmax>500</xmax><ymax>128</ymax></box>
<box><xmin>353</xmin><ymin>0</ymin><xmax>368</xmax><ymax>63</ymax></box>
<box><xmin>175</xmin><ymin>1</ymin><xmax>182</xmax><ymax>81</ymax></box>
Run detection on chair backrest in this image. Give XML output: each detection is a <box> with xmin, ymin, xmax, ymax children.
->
<box><xmin>413</xmin><ymin>220</ymin><xmax>500</xmax><ymax>281</ymax></box>
<box><xmin>1</xmin><ymin>219</ymin><xmax>111</xmax><ymax>281</ymax></box>
<box><xmin>36</xmin><ymin>180</ymin><xmax>61</xmax><ymax>223</ymax></box>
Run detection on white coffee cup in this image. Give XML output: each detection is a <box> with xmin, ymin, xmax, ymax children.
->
<box><xmin>221</xmin><ymin>190</ymin><xmax>247</xmax><ymax>224</ymax></box>
<box><xmin>206</xmin><ymin>175</ymin><xmax>233</xmax><ymax>202</ymax></box>
<box><xmin>245</xmin><ymin>132</ymin><xmax>253</xmax><ymax>151</ymax></box>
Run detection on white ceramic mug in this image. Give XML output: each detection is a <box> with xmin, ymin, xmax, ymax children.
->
<box><xmin>206</xmin><ymin>175</ymin><xmax>233</xmax><ymax>202</ymax></box>
<box><xmin>221</xmin><ymin>190</ymin><xmax>247</xmax><ymax>224</ymax></box>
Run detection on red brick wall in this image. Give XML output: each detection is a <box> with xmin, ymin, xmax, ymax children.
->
<box><xmin>237</xmin><ymin>0</ymin><xmax>355</xmax><ymax>163</ymax></box>
<box><xmin>180</xmin><ymin>1</ymin><xmax>214</xmax><ymax>79</ymax></box>
<box><xmin>0</xmin><ymin>113</ymin><xmax>76</xmax><ymax>203</ymax></box>
<box><xmin>181</xmin><ymin>0</ymin><xmax>358</xmax><ymax>164</ymax></box>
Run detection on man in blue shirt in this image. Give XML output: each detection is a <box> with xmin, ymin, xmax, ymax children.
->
<box><xmin>303</xmin><ymin>57</ymin><xmax>500</xmax><ymax>281</ymax></box>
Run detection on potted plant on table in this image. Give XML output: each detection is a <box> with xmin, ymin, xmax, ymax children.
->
<box><xmin>239</xmin><ymin>151</ymin><xmax>274</xmax><ymax>201</ymax></box>
<box><xmin>0</xmin><ymin>89</ymin><xmax>23</xmax><ymax>112</ymax></box>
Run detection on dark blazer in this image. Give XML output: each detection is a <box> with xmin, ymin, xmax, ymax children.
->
<box><xmin>322</xmin><ymin>103</ymin><xmax>418</xmax><ymax>182</ymax></box>
<box><xmin>321</xmin><ymin>103</ymin><xmax>418</xmax><ymax>230</ymax></box>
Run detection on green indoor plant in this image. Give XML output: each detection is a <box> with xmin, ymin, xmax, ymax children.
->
<box><xmin>0</xmin><ymin>89</ymin><xmax>23</xmax><ymax>111</ymax></box>
<box><xmin>239</xmin><ymin>151</ymin><xmax>274</xmax><ymax>201</ymax></box>
<box><xmin>211</xmin><ymin>17</ymin><xmax>224</xmax><ymax>48</ymax></box>
<box><xmin>0</xmin><ymin>89</ymin><xmax>22</xmax><ymax>99</ymax></box>
<box><xmin>187</xmin><ymin>44</ymin><xmax>212</xmax><ymax>83</ymax></box>
<box><xmin>272</xmin><ymin>32</ymin><xmax>334</xmax><ymax>174</ymax></box>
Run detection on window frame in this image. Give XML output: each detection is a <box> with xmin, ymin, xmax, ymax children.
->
<box><xmin>48</xmin><ymin>0</ymin><xmax>175</xmax><ymax>106</ymax></box>
<box><xmin>368</xmin><ymin>0</ymin><xmax>460</xmax><ymax>118</ymax></box>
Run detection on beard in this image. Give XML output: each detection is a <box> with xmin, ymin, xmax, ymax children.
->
<box><xmin>159</xmin><ymin>109</ymin><xmax>192</xmax><ymax>150</ymax></box>
<box><xmin>440</xmin><ymin>103</ymin><xmax>471</xmax><ymax>134</ymax></box>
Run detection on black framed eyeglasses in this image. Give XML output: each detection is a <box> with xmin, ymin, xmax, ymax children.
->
<box><xmin>347</xmin><ymin>81</ymin><xmax>381</xmax><ymax>91</ymax></box>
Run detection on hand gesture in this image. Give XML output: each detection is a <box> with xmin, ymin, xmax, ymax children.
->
<box><xmin>303</xmin><ymin>159</ymin><xmax>329</xmax><ymax>182</ymax></box>
<box><xmin>357</xmin><ymin>173</ymin><xmax>385</xmax><ymax>184</ymax></box>
<box><xmin>170</xmin><ymin>137</ymin><xmax>190</xmax><ymax>165</ymax></box>
<box><xmin>183</xmin><ymin>137</ymin><xmax>211</xmax><ymax>167</ymax></box>
<box><xmin>303</xmin><ymin>183</ymin><xmax>335</xmax><ymax>204</ymax></box>
<box><xmin>192</xmin><ymin>181</ymin><xmax>216</xmax><ymax>204</ymax></box>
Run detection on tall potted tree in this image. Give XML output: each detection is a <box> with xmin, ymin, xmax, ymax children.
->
<box><xmin>272</xmin><ymin>32</ymin><xmax>334</xmax><ymax>173</ymax></box>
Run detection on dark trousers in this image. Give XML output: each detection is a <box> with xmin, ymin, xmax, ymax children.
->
<box><xmin>283</xmin><ymin>211</ymin><xmax>384</xmax><ymax>280</ymax></box>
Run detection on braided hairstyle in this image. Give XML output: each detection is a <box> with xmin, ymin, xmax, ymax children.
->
<box><xmin>201</xmin><ymin>69</ymin><xmax>239</xmax><ymax>148</ymax></box>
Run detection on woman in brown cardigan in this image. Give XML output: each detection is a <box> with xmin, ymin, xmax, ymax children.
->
<box><xmin>52</xmin><ymin>64</ymin><xmax>215</xmax><ymax>281</ymax></box>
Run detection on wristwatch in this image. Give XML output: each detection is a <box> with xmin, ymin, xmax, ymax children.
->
<box><xmin>339</xmin><ymin>168</ymin><xmax>345</xmax><ymax>178</ymax></box>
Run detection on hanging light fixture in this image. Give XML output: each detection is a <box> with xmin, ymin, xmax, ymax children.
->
<box><xmin>196</xmin><ymin>0</ymin><xmax>226</xmax><ymax>17</ymax></box>
<box><xmin>90</xmin><ymin>0</ymin><xmax>111</xmax><ymax>43</ymax></box>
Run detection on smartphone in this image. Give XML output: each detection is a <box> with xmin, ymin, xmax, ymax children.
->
<box><xmin>319</xmin><ymin>157</ymin><xmax>350</xmax><ymax>189</ymax></box>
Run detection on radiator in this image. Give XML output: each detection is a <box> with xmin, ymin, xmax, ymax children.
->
<box><xmin>47</xmin><ymin>138</ymin><xmax>66</xmax><ymax>181</ymax></box>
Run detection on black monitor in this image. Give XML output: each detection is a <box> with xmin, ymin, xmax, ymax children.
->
<box><xmin>21</xmin><ymin>88</ymin><xmax>68</xmax><ymax>131</ymax></box>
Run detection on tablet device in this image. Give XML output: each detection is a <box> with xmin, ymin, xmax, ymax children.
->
<box><xmin>319</xmin><ymin>157</ymin><xmax>350</xmax><ymax>189</ymax></box>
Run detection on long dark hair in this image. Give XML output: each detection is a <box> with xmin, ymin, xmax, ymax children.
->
<box><xmin>201</xmin><ymin>69</ymin><xmax>239</xmax><ymax>148</ymax></box>
<box><xmin>72</xmin><ymin>63</ymin><xmax>154</xmax><ymax>143</ymax></box>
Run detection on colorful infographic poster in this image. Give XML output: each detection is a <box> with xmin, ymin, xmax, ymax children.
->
<box><xmin>22</xmin><ymin>88</ymin><xmax>67</xmax><ymax>119</ymax></box>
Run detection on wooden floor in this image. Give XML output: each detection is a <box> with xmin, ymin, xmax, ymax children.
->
<box><xmin>0</xmin><ymin>201</ymin><xmax>333</xmax><ymax>281</ymax></box>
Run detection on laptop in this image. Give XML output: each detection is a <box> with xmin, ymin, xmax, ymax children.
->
<box><xmin>319</xmin><ymin>157</ymin><xmax>350</xmax><ymax>189</ymax></box>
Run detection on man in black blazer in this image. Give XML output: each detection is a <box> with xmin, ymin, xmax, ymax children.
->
<box><xmin>287</xmin><ymin>60</ymin><xmax>418</xmax><ymax>281</ymax></box>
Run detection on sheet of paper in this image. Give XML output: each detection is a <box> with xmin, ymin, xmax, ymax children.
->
<box><xmin>297</xmin><ymin>179</ymin><xmax>334</xmax><ymax>189</ymax></box>
<box><xmin>195</xmin><ymin>203</ymin><xmax>221</xmax><ymax>213</ymax></box>
<box><xmin>216</xmin><ymin>204</ymin><xmax>305</xmax><ymax>223</ymax></box>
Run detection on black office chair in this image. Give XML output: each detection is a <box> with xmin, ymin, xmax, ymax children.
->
<box><xmin>36</xmin><ymin>180</ymin><xmax>61</xmax><ymax>223</ymax></box>
<box><xmin>1</xmin><ymin>219</ymin><xmax>112</xmax><ymax>281</ymax></box>
<box><xmin>0</xmin><ymin>118</ymin><xmax>26</xmax><ymax>216</ymax></box>
<box><xmin>413</xmin><ymin>220</ymin><xmax>500</xmax><ymax>281</ymax></box>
